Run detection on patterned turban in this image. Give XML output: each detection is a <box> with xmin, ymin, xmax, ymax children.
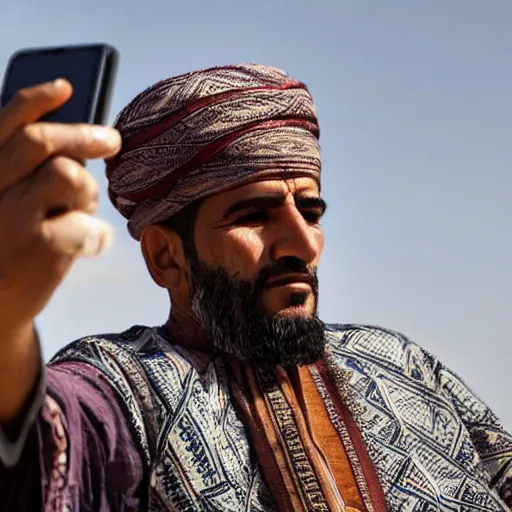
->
<box><xmin>106</xmin><ymin>64</ymin><xmax>321</xmax><ymax>239</ymax></box>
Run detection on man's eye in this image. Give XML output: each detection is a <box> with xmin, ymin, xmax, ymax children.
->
<box><xmin>302</xmin><ymin>210</ymin><xmax>322</xmax><ymax>224</ymax></box>
<box><xmin>234</xmin><ymin>211</ymin><xmax>268</xmax><ymax>225</ymax></box>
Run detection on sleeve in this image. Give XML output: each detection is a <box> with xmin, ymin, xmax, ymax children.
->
<box><xmin>0</xmin><ymin>361</ymin><xmax>146</xmax><ymax>511</ymax></box>
<box><xmin>0</xmin><ymin>358</ymin><xmax>47</xmax><ymax>468</ymax></box>
<box><xmin>438</xmin><ymin>364</ymin><xmax>512</xmax><ymax>507</ymax></box>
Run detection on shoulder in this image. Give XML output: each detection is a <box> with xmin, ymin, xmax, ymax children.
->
<box><xmin>50</xmin><ymin>325</ymin><xmax>206</xmax><ymax>378</ymax></box>
<box><xmin>50</xmin><ymin>325</ymin><xmax>159</xmax><ymax>364</ymax></box>
<box><xmin>324</xmin><ymin>323</ymin><xmax>441</xmax><ymax>385</ymax></box>
<box><xmin>48</xmin><ymin>326</ymin><xmax>178</xmax><ymax>461</ymax></box>
<box><xmin>46</xmin><ymin>327</ymin><xmax>161</xmax><ymax>460</ymax></box>
<box><xmin>49</xmin><ymin>326</ymin><xmax>169</xmax><ymax>402</ymax></box>
<box><xmin>324</xmin><ymin>322</ymin><xmax>429</xmax><ymax>358</ymax></box>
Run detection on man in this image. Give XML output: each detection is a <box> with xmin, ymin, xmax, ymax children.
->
<box><xmin>0</xmin><ymin>65</ymin><xmax>510</xmax><ymax>511</ymax></box>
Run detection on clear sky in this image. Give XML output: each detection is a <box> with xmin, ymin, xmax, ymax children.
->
<box><xmin>1</xmin><ymin>0</ymin><xmax>510</xmax><ymax>429</ymax></box>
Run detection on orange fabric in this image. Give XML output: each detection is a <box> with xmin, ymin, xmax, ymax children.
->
<box><xmin>316</xmin><ymin>361</ymin><xmax>388</xmax><ymax>512</ymax></box>
<box><xmin>229</xmin><ymin>363</ymin><xmax>304</xmax><ymax>512</ymax></box>
<box><xmin>228</xmin><ymin>360</ymin><xmax>382</xmax><ymax>511</ymax></box>
<box><xmin>275</xmin><ymin>366</ymin><xmax>346</xmax><ymax>510</ymax></box>
<box><xmin>295</xmin><ymin>366</ymin><xmax>365</xmax><ymax>511</ymax></box>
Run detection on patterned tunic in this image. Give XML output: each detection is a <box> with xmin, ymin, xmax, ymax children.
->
<box><xmin>1</xmin><ymin>324</ymin><xmax>511</xmax><ymax>510</ymax></box>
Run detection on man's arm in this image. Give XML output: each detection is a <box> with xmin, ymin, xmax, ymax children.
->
<box><xmin>0</xmin><ymin>79</ymin><xmax>127</xmax><ymax>508</ymax></box>
<box><xmin>0</xmin><ymin>79</ymin><xmax>120</xmax><ymax>434</ymax></box>
<box><xmin>0</xmin><ymin>326</ymin><xmax>45</xmax><ymax>468</ymax></box>
<box><xmin>0</xmin><ymin>324</ymin><xmax>41</xmax><ymax>430</ymax></box>
<box><xmin>0</xmin><ymin>360</ymin><xmax>145</xmax><ymax>510</ymax></box>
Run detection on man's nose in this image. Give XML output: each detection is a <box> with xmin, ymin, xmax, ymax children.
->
<box><xmin>271</xmin><ymin>208</ymin><xmax>323</xmax><ymax>265</ymax></box>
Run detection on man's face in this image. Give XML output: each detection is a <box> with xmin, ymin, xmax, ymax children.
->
<box><xmin>194</xmin><ymin>177</ymin><xmax>325</xmax><ymax>315</ymax></box>
<box><xmin>184</xmin><ymin>176</ymin><xmax>327</xmax><ymax>367</ymax></box>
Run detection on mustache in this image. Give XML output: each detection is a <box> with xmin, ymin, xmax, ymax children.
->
<box><xmin>254</xmin><ymin>257</ymin><xmax>317</xmax><ymax>291</ymax></box>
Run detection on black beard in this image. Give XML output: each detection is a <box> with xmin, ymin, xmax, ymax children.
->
<box><xmin>188</xmin><ymin>254</ymin><xmax>326</xmax><ymax>367</ymax></box>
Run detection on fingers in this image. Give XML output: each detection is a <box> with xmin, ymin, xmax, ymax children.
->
<box><xmin>16</xmin><ymin>156</ymin><xmax>99</xmax><ymax>216</ymax></box>
<box><xmin>0</xmin><ymin>79</ymin><xmax>121</xmax><ymax>191</ymax></box>
<box><xmin>0</xmin><ymin>122</ymin><xmax>121</xmax><ymax>190</ymax></box>
<box><xmin>43</xmin><ymin>211</ymin><xmax>113</xmax><ymax>259</ymax></box>
<box><xmin>0</xmin><ymin>80</ymin><xmax>73</xmax><ymax>146</ymax></box>
<box><xmin>0</xmin><ymin>80</ymin><xmax>116</xmax><ymax>335</ymax></box>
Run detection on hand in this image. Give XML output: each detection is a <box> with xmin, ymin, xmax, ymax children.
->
<box><xmin>0</xmin><ymin>79</ymin><xmax>121</xmax><ymax>335</ymax></box>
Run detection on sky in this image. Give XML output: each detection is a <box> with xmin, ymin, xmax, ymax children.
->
<box><xmin>1</xmin><ymin>0</ymin><xmax>510</xmax><ymax>429</ymax></box>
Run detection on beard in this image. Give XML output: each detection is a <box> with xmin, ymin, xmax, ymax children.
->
<box><xmin>187</xmin><ymin>253</ymin><xmax>326</xmax><ymax>367</ymax></box>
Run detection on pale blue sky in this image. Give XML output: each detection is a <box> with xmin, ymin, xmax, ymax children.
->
<box><xmin>1</xmin><ymin>0</ymin><xmax>510</xmax><ymax>428</ymax></box>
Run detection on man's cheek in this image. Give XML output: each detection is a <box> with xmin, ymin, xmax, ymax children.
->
<box><xmin>221</xmin><ymin>232</ymin><xmax>266</xmax><ymax>274</ymax></box>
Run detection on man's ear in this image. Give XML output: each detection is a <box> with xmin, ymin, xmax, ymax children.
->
<box><xmin>140</xmin><ymin>224</ymin><xmax>189</xmax><ymax>292</ymax></box>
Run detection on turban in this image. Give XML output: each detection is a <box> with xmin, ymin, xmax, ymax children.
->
<box><xmin>106</xmin><ymin>64</ymin><xmax>321</xmax><ymax>239</ymax></box>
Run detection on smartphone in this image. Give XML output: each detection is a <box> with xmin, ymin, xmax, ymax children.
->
<box><xmin>0</xmin><ymin>43</ymin><xmax>119</xmax><ymax>124</ymax></box>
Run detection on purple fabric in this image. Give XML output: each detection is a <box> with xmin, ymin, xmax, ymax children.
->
<box><xmin>0</xmin><ymin>362</ymin><xmax>144</xmax><ymax>511</ymax></box>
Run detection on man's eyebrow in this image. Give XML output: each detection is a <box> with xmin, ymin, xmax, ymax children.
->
<box><xmin>296</xmin><ymin>196</ymin><xmax>327</xmax><ymax>214</ymax></box>
<box><xmin>222</xmin><ymin>194</ymin><xmax>286</xmax><ymax>219</ymax></box>
<box><xmin>222</xmin><ymin>194</ymin><xmax>327</xmax><ymax>220</ymax></box>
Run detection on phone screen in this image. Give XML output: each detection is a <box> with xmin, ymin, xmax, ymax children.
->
<box><xmin>1</xmin><ymin>46</ymin><xmax>113</xmax><ymax>123</ymax></box>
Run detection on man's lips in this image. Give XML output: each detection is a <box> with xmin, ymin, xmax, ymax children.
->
<box><xmin>265</xmin><ymin>274</ymin><xmax>312</xmax><ymax>289</ymax></box>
